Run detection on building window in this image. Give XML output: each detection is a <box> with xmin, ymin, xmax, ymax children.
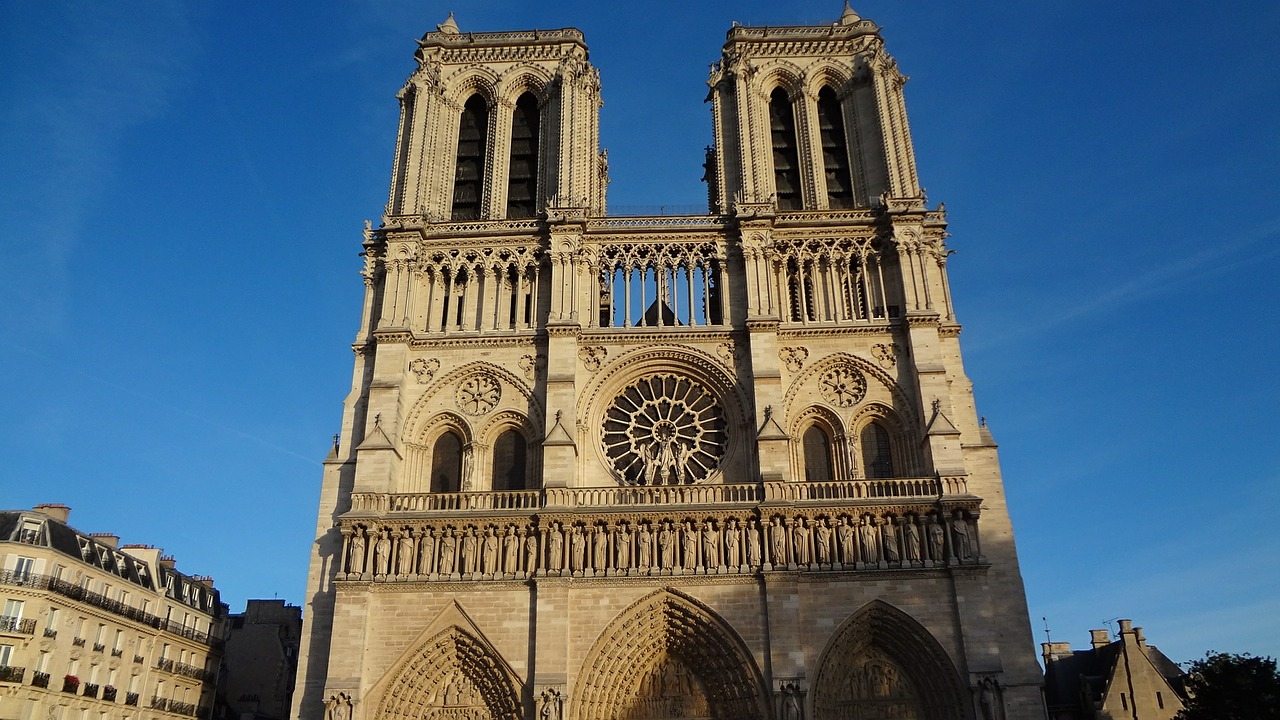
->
<box><xmin>802</xmin><ymin>425</ymin><xmax>834</xmax><ymax>482</ymax></box>
<box><xmin>13</xmin><ymin>556</ymin><xmax>35</xmax><ymax>579</ymax></box>
<box><xmin>0</xmin><ymin>643</ymin><xmax>12</xmax><ymax>666</ymax></box>
<box><xmin>491</xmin><ymin>429</ymin><xmax>528</xmax><ymax>491</ymax></box>
<box><xmin>2</xmin><ymin>599</ymin><xmax>23</xmax><ymax>621</ymax></box>
<box><xmin>506</xmin><ymin>92</ymin><xmax>540</xmax><ymax>219</ymax></box>
<box><xmin>860</xmin><ymin>422</ymin><xmax>894</xmax><ymax>479</ymax></box>
<box><xmin>1157</xmin><ymin>691</ymin><xmax>1164</xmax><ymax>709</ymax></box>
<box><xmin>769</xmin><ymin>88</ymin><xmax>802</xmax><ymax>210</ymax></box>
<box><xmin>816</xmin><ymin>86</ymin><xmax>854</xmax><ymax>209</ymax></box>
<box><xmin>430</xmin><ymin>431</ymin><xmax>465</xmax><ymax>493</ymax></box>
<box><xmin>452</xmin><ymin>94</ymin><xmax>490</xmax><ymax>220</ymax></box>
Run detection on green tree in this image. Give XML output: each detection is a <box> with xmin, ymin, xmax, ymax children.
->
<box><xmin>1175</xmin><ymin>651</ymin><xmax>1280</xmax><ymax>720</ymax></box>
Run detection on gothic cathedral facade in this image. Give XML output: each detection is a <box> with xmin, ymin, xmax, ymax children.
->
<box><xmin>294</xmin><ymin>8</ymin><xmax>1045</xmax><ymax>720</ymax></box>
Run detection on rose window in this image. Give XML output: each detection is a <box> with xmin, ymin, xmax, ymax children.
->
<box><xmin>456</xmin><ymin>374</ymin><xmax>501</xmax><ymax>415</ymax></box>
<box><xmin>602</xmin><ymin>374</ymin><xmax>726</xmax><ymax>485</ymax></box>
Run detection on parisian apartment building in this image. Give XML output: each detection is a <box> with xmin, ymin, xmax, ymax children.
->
<box><xmin>0</xmin><ymin>504</ymin><xmax>226</xmax><ymax>720</ymax></box>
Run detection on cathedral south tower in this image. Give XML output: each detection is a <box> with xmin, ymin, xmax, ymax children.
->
<box><xmin>294</xmin><ymin>8</ymin><xmax>1046</xmax><ymax>720</ymax></box>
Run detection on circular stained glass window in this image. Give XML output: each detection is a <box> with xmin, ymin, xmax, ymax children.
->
<box><xmin>602</xmin><ymin>374</ymin><xmax>726</xmax><ymax>485</ymax></box>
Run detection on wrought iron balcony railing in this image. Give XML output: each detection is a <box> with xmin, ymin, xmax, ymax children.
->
<box><xmin>0</xmin><ymin>665</ymin><xmax>24</xmax><ymax>683</ymax></box>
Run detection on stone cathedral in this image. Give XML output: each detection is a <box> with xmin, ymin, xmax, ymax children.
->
<box><xmin>294</xmin><ymin>7</ymin><xmax>1045</xmax><ymax>720</ymax></box>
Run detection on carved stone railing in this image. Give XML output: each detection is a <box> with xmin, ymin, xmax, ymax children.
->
<box><xmin>336</xmin><ymin>501</ymin><xmax>984</xmax><ymax>584</ymax></box>
<box><xmin>349</xmin><ymin>477</ymin><xmax>966</xmax><ymax>517</ymax></box>
<box><xmin>545</xmin><ymin>483</ymin><xmax>762</xmax><ymax>508</ymax></box>
<box><xmin>586</xmin><ymin>215</ymin><xmax>728</xmax><ymax>230</ymax></box>
<box><xmin>351</xmin><ymin>491</ymin><xmax>541</xmax><ymax>514</ymax></box>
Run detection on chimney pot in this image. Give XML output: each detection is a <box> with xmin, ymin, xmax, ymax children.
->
<box><xmin>1090</xmin><ymin>629</ymin><xmax>1111</xmax><ymax>649</ymax></box>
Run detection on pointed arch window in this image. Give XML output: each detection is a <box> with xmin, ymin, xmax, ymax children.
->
<box><xmin>769</xmin><ymin>88</ymin><xmax>802</xmax><ymax>210</ymax></box>
<box><xmin>860</xmin><ymin>422</ymin><xmax>894</xmax><ymax>479</ymax></box>
<box><xmin>817</xmin><ymin>86</ymin><xmax>854</xmax><ymax>209</ymax></box>
<box><xmin>802</xmin><ymin>425</ymin><xmax>834</xmax><ymax>482</ymax></box>
<box><xmin>429</xmin><ymin>431</ymin><xmax>464</xmax><ymax>493</ymax></box>
<box><xmin>451</xmin><ymin>94</ymin><xmax>490</xmax><ymax>220</ymax></box>
<box><xmin>490</xmin><ymin>429</ymin><xmax>528</xmax><ymax>491</ymax></box>
<box><xmin>506</xmin><ymin>92</ymin><xmax>540</xmax><ymax>219</ymax></box>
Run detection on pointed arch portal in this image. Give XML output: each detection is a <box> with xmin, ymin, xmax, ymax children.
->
<box><xmin>373</xmin><ymin>626</ymin><xmax>522</xmax><ymax>720</ymax></box>
<box><xmin>812</xmin><ymin>600</ymin><xmax>966</xmax><ymax>720</ymax></box>
<box><xmin>573</xmin><ymin>589</ymin><xmax>769</xmax><ymax>720</ymax></box>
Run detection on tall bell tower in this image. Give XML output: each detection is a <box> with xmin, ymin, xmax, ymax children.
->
<box><xmin>294</xmin><ymin>8</ymin><xmax>1046</xmax><ymax>720</ymax></box>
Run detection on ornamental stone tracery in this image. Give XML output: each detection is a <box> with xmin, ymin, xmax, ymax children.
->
<box><xmin>818</xmin><ymin>365</ymin><xmax>867</xmax><ymax>408</ymax></box>
<box><xmin>602</xmin><ymin>374</ymin><xmax>727</xmax><ymax>486</ymax></box>
<box><xmin>456</xmin><ymin>374</ymin><xmax>501</xmax><ymax>415</ymax></box>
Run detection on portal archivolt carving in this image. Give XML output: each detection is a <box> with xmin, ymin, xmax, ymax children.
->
<box><xmin>373</xmin><ymin>626</ymin><xmax>521</xmax><ymax>720</ymax></box>
<box><xmin>573</xmin><ymin>588</ymin><xmax>769</xmax><ymax>720</ymax></box>
<box><xmin>813</xmin><ymin>601</ymin><xmax>965</xmax><ymax>720</ymax></box>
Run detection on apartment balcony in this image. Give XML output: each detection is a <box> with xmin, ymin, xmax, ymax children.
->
<box><xmin>83</xmin><ymin>682</ymin><xmax>100</xmax><ymax>698</ymax></box>
<box><xmin>31</xmin><ymin>670</ymin><xmax>49</xmax><ymax>688</ymax></box>
<box><xmin>103</xmin><ymin>686</ymin><xmax>118</xmax><ymax>702</ymax></box>
<box><xmin>92</xmin><ymin>642</ymin><xmax>105</xmax><ymax>653</ymax></box>
<box><xmin>43</xmin><ymin>627</ymin><xmax>57</xmax><ymax>639</ymax></box>
<box><xmin>0</xmin><ymin>665</ymin><xmax>25</xmax><ymax>683</ymax></box>
<box><xmin>125</xmin><ymin>691</ymin><xmax>139</xmax><ymax>706</ymax></box>
<box><xmin>0</xmin><ymin>615</ymin><xmax>36</xmax><ymax>635</ymax></box>
<box><xmin>72</xmin><ymin>637</ymin><xmax>86</xmax><ymax>647</ymax></box>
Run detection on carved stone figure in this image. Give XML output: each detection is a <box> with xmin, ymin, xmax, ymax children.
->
<box><xmin>637</xmin><ymin>524</ymin><xmax>652</xmax><ymax>569</ymax></box>
<box><xmin>540</xmin><ymin>689</ymin><xmax>562</xmax><ymax>720</ymax></box>
<box><xmin>724</xmin><ymin>519</ymin><xmax>740</xmax><ymax>566</ymax></box>
<box><xmin>325</xmin><ymin>693</ymin><xmax>352</xmax><ymax>720</ymax></box>
<box><xmin>682</xmin><ymin>522</ymin><xmax>698</xmax><ymax>567</ymax></box>
<box><xmin>952</xmin><ymin>511</ymin><xmax>973</xmax><ymax>560</ymax></box>
<box><xmin>781</xmin><ymin>683</ymin><xmax>803</xmax><ymax>720</ymax></box>
<box><xmin>701</xmin><ymin>521</ymin><xmax>718</xmax><ymax>567</ymax></box>
<box><xmin>902</xmin><ymin>517</ymin><xmax>921</xmax><ymax>563</ymax></box>
<box><xmin>837</xmin><ymin>518</ymin><xmax>855</xmax><ymax>564</ymax></box>
<box><xmin>482</xmin><ymin>528</ymin><xmax>499</xmax><ymax>574</ymax></box>
<box><xmin>374</xmin><ymin>531</ymin><xmax>392</xmax><ymax>575</ymax></box>
<box><xmin>858</xmin><ymin>517</ymin><xmax>879</xmax><ymax>563</ymax></box>
<box><xmin>882</xmin><ymin>518</ymin><xmax>900</xmax><ymax>562</ymax></box>
<box><xmin>978</xmin><ymin>677</ymin><xmax>1001</xmax><ymax>720</ymax></box>
<box><xmin>418</xmin><ymin>529</ymin><xmax>436</xmax><ymax>575</ymax></box>
<box><xmin>792</xmin><ymin>519</ymin><xmax>811</xmax><ymax>565</ymax></box>
<box><xmin>770</xmin><ymin>519</ymin><xmax>787</xmax><ymax>565</ymax></box>
<box><xmin>548</xmin><ymin>523</ymin><xmax>564</xmax><ymax>570</ymax></box>
<box><xmin>814</xmin><ymin>518</ymin><xmax>832</xmax><ymax>564</ymax></box>
<box><xmin>503</xmin><ymin>527</ymin><xmax>519</xmax><ymax>573</ymax></box>
<box><xmin>461</xmin><ymin>530</ymin><xmax>479</xmax><ymax>574</ymax></box>
<box><xmin>348</xmin><ymin>531</ymin><xmax>366</xmax><ymax>575</ymax></box>
<box><xmin>439</xmin><ymin>530</ymin><xmax>457</xmax><ymax>573</ymax></box>
<box><xmin>658</xmin><ymin>523</ymin><xmax>675</xmax><ymax>568</ymax></box>
<box><xmin>524</xmin><ymin>529</ymin><xmax>538</xmax><ymax>573</ymax></box>
<box><xmin>396</xmin><ymin>533</ymin><xmax>414</xmax><ymax>575</ymax></box>
<box><xmin>570</xmin><ymin>525</ymin><xmax>586</xmax><ymax>571</ymax></box>
<box><xmin>593</xmin><ymin>526</ymin><xmax>609</xmax><ymax>571</ymax></box>
<box><xmin>927</xmin><ymin>514</ymin><xmax>945</xmax><ymax>562</ymax></box>
<box><xmin>745</xmin><ymin>520</ymin><xmax>761</xmax><ymax>566</ymax></box>
<box><xmin>616</xmin><ymin>524</ymin><xmax>632</xmax><ymax>569</ymax></box>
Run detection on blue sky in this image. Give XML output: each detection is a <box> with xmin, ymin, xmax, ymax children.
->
<box><xmin>2</xmin><ymin>1</ymin><xmax>1277</xmax><ymax>665</ymax></box>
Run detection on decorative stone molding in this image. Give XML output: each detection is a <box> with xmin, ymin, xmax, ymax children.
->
<box><xmin>818</xmin><ymin>364</ymin><xmax>867</xmax><ymax>408</ymax></box>
<box><xmin>871</xmin><ymin>342</ymin><xmax>898</xmax><ymax>367</ymax></box>
<box><xmin>456</xmin><ymin>374</ymin><xmax>502</xmax><ymax>415</ymax></box>
<box><xmin>578</xmin><ymin>345</ymin><xmax>607</xmax><ymax>372</ymax></box>
<box><xmin>409</xmin><ymin>358</ymin><xmax>441</xmax><ymax>383</ymax></box>
<box><xmin>780</xmin><ymin>346</ymin><xmax>809</xmax><ymax>373</ymax></box>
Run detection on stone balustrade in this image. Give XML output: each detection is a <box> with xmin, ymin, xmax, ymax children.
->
<box><xmin>347</xmin><ymin>477</ymin><xmax>968</xmax><ymax>517</ymax></box>
<box><xmin>335</xmin><ymin>502</ymin><xmax>983</xmax><ymax>584</ymax></box>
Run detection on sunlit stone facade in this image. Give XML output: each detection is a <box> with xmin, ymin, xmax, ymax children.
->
<box><xmin>294</xmin><ymin>8</ymin><xmax>1045</xmax><ymax>720</ymax></box>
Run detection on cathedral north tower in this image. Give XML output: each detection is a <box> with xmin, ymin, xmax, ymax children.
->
<box><xmin>294</xmin><ymin>8</ymin><xmax>1046</xmax><ymax>720</ymax></box>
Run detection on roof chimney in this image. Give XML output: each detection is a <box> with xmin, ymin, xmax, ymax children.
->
<box><xmin>1135</xmin><ymin>627</ymin><xmax>1146</xmax><ymax>647</ymax></box>
<box><xmin>1090</xmin><ymin>629</ymin><xmax>1111</xmax><ymax>649</ymax></box>
<box><xmin>159</xmin><ymin>555</ymin><xmax>176</xmax><ymax>570</ymax></box>
<box><xmin>1118</xmin><ymin>619</ymin><xmax>1134</xmax><ymax>635</ymax></box>
<box><xmin>90</xmin><ymin>533</ymin><xmax>120</xmax><ymax>549</ymax></box>
<box><xmin>1042</xmin><ymin>641</ymin><xmax>1073</xmax><ymax>666</ymax></box>
<box><xmin>33</xmin><ymin>503</ymin><xmax>70</xmax><ymax>523</ymax></box>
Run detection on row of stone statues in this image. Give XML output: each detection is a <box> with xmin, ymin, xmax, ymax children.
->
<box><xmin>339</xmin><ymin>510</ymin><xmax>980</xmax><ymax>580</ymax></box>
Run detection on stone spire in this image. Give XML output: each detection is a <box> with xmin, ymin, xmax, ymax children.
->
<box><xmin>437</xmin><ymin>12</ymin><xmax>459</xmax><ymax>34</ymax></box>
<box><xmin>838</xmin><ymin>2</ymin><xmax>861</xmax><ymax>25</ymax></box>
